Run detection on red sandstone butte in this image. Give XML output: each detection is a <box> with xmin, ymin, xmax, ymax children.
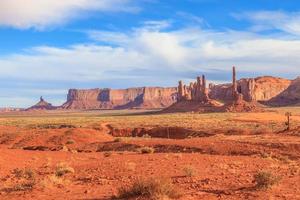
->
<box><xmin>61</xmin><ymin>87</ymin><xmax>177</xmax><ymax>110</ymax></box>
<box><xmin>26</xmin><ymin>96</ymin><xmax>56</xmax><ymax>111</ymax></box>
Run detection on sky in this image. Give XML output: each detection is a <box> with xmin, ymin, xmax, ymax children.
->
<box><xmin>1</xmin><ymin>0</ymin><xmax>300</xmax><ymax>107</ymax></box>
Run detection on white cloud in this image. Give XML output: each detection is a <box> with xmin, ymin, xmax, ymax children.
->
<box><xmin>2</xmin><ymin>19</ymin><xmax>300</xmax><ymax>107</ymax></box>
<box><xmin>1</xmin><ymin>23</ymin><xmax>300</xmax><ymax>84</ymax></box>
<box><xmin>0</xmin><ymin>0</ymin><xmax>137</xmax><ymax>29</ymax></box>
<box><xmin>234</xmin><ymin>11</ymin><xmax>300</xmax><ymax>35</ymax></box>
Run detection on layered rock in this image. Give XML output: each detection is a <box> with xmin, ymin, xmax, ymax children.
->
<box><xmin>220</xmin><ymin>68</ymin><xmax>264</xmax><ymax>113</ymax></box>
<box><xmin>267</xmin><ymin>77</ymin><xmax>300</xmax><ymax>106</ymax></box>
<box><xmin>167</xmin><ymin>67</ymin><xmax>267</xmax><ymax>113</ymax></box>
<box><xmin>209</xmin><ymin>76</ymin><xmax>291</xmax><ymax>103</ymax></box>
<box><xmin>62</xmin><ymin>87</ymin><xmax>177</xmax><ymax>110</ymax></box>
<box><xmin>177</xmin><ymin>75</ymin><xmax>210</xmax><ymax>103</ymax></box>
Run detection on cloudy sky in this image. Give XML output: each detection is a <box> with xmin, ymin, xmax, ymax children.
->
<box><xmin>1</xmin><ymin>0</ymin><xmax>300</xmax><ymax>107</ymax></box>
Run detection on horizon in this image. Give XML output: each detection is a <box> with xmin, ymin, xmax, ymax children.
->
<box><xmin>1</xmin><ymin>0</ymin><xmax>300</xmax><ymax>107</ymax></box>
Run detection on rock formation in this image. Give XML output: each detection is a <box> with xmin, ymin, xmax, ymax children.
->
<box><xmin>26</xmin><ymin>96</ymin><xmax>56</xmax><ymax>111</ymax></box>
<box><xmin>219</xmin><ymin>67</ymin><xmax>264</xmax><ymax>112</ymax></box>
<box><xmin>177</xmin><ymin>75</ymin><xmax>210</xmax><ymax>103</ymax></box>
<box><xmin>62</xmin><ymin>87</ymin><xmax>177</xmax><ymax>110</ymax></box>
<box><xmin>267</xmin><ymin>77</ymin><xmax>300</xmax><ymax>106</ymax></box>
<box><xmin>166</xmin><ymin>67</ymin><xmax>268</xmax><ymax>113</ymax></box>
<box><xmin>164</xmin><ymin>74</ymin><xmax>223</xmax><ymax>113</ymax></box>
<box><xmin>209</xmin><ymin>76</ymin><xmax>291</xmax><ymax>103</ymax></box>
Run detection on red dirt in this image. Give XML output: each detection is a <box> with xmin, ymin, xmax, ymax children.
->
<box><xmin>0</xmin><ymin>121</ymin><xmax>299</xmax><ymax>200</ymax></box>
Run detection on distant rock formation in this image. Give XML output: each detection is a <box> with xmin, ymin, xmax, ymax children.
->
<box><xmin>24</xmin><ymin>69</ymin><xmax>297</xmax><ymax>112</ymax></box>
<box><xmin>267</xmin><ymin>77</ymin><xmax>300</xmax><ymax>106</ymax></box>
<box><xmin>209</xmin><ymin>76</ymin><xmax>291</xmax><ymax>103</ymax></box>
<box><xmin>26</xmin><ymin>96</ymin><xmax>56</xmax><ymax>111</ymax></box>
<box><xmin>61</xmin><ymin>87</ymin><xmax>177</xmax><ymax>110</ymax></box>
<box><xmin>165</xmin><ymin>67</ymin><xmax>266</xmax><ymax>113</ymax></box>
<box><xmin>164</xmin><ymin>74</ymin><xmax>223</xmax><ymax>113</ymax></box>
<box><xmin>219</xmin><ymin>67</ymin><xmax>264</xmax><ymax>113</ymax></box>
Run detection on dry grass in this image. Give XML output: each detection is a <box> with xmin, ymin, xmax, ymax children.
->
<box><xmin>1</xmin><ymin>108</ymin><xmax>300</xmax><ymax>134</ymax></box>
<box><xmin>2</xmin><ymin>168</ymin><xmax>37</xmax><ymax>193</ymax></box>
<box><xmin>140</xmin><ymin>147</ymin><xmax>155</xmax><ymax>154</ymax></box>
<box><xmin>115</xmin><ymin>177</ymin><xmax>182</xmax><ymax>200</ymax></box>
<box><xmin>182</xmin><ymin>166</ymin><xmax>197</xmax><ymax>177</ymax></box>
<box><xmin>55</xmin><ymin>163</ymin><xmax>75</xmax><ymax>177</ymax></box>
<box><xmin>254</xmin><ymin>171</ymin><xmax>281</xmax><ymax>190</ymax></box>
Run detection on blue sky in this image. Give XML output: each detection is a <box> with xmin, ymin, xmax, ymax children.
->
<box><xmin>1</xmin><ymin>0</ymin><xmax>300</xmax><ymax>107</ymax></box>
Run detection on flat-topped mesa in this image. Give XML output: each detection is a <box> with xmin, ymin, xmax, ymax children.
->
<box><xmin>63</xmin><ymin>87</ymin><xmax>177</xmax><ymax>110</ymax></box>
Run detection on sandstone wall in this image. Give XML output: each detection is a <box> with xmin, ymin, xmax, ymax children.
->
<box><xmin>267</xmin><ymin>77</ymin><xmax>300</xmax><ymax>106</ymax></box>
<box><xmin>62</xmin><ymin>87</ymin><xmax>177</xmax><ymax>110</ymax></box>
<box><xmin>209</xmin><ymin>76</ymin><xmax>291</xmax><ymax>103</ymax></box>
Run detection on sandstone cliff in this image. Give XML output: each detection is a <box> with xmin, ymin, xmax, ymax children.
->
<box><xmin>61</xmin><ymin>87</ymin><xmax>177</xmax><ymax>110</ymax></box>
<box><xmin>267</xmin><ymin>77</ymin><xmax>300</xmax><ymax>106</ymax></box>
<box><xmin>209</xmin><ymin>76</ymin><xmax>291</xmax><ymax>103</ymax></box>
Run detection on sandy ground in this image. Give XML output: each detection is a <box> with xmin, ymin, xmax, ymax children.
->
<box><xmin>0</xmin><ymin>110</ymin><xmax>299</xmax><ymax>200</ymax></box>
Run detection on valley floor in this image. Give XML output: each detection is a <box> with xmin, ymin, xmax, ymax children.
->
<box><xmin>0</xmin><ymin>108</ymin><xmax>299</xmax><ymax>200</ymax></box>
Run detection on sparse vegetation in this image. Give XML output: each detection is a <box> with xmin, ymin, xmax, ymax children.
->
<box><xmin>140</xmin><ymin>147</ymin><xmax>155</xmax><ymax>154</ymax></box>
<box><xmin>66</xmin><ymin>139</ymin><xmax>75</xmax><ymax>144</ymax></box>
<box><xmin>254</xmin><ymin>171</ymin><xmax>281</xmax><ymax>190</ymax></box>
<box><xmin>12</xmin><ymin>168</ymin><xmax>36</xmax><ymax>180</ymax></box>
<box><xmin>115</xmin><ymin>178</ymin><xmax>181</xmax><ymax>200</ymax></box>
<box><xmin>114</xmin><ymin>138</ymin><xmax>123</xmax><ymax>143</ymax></box>
<box><xmin>183</xmin><ymin>166</ymin><xmax>197</xmax><ymax>177</ymax></box>
<box><xmin>55</xmin><ymin>163</ymin><xmax>75</xmax><ymax>177</ymax></box>
<box><xmin>4</xmin><ymin>168</ymin><xmax>37</xmax><ymax>192</ymax></box>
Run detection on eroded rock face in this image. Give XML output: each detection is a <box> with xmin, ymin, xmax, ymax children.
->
<box><xmin>209</xmin><ymin>76</ymin><xmax>291</xmax><ymax>103</ymax></box>
<box><xmin>62</xmin><ymin>87</ymin><xmax>177</xmax><ymax>110</ymax></box>
<box><xmin>267</xmin><ymin>77</ymin><xmax>300</xmax><ymax>106</ymax></box>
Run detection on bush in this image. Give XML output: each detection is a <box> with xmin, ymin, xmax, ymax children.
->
<box><xmin>183</xmin><ymin>166</ymin><xmax>197</xmax><ymax>177</ymax></box>
<box><xmin>254</xmin><ymin>171</ymin><xmax>281</xmax><ymax>190</ymax></box>
<box><xmin>114</xmin><ymin>138</ymin><xmax>123</xmax><ymax>143</ymax></box>
<box><xmin>115</xmin><ymin>178</ymin><xmax>181</xmax><ymax>200</ymax></box>
<box><xmin>55</xmin><ymin>163</ymin><xmax>75</xmax><ymax>177</ymax></box>
<box><xmin>12</xmin><ymin>168</ymin><xmax>35</xmax><ymax>180</ymax></box>
<box><xmin>66</xmin><ymin>139</ymin><xmax>75</xmax><ymax>145</ymax></box>
<box><xmin>140</xmin><ymin>147</ymin><xmax>155</xmax><ymax>154</ymax></box>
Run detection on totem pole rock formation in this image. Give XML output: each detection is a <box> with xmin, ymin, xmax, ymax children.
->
<box><xmin>231</xmin><ymin>66</ymin><xmax>245</xmax><ymax>102</ymax></box>
<box><xmin>177</xmin><ymin>74</ymin><xmax>210</xmax><ymax>103</ymax></box>
<box><xmin>178</xmin><ymin>81</ymin><xmax>184</xmax><ymax>101</ymax></box>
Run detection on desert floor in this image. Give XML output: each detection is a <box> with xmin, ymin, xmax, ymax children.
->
<box><xmin>0</xmin><ymin>107</ymin><xmax>299</xmax><ymax>200</ymax></box>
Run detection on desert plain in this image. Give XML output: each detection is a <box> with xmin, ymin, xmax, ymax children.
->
<box><xmin>0</xmin><ymin>107</ymin><xmax>299</xmax><ymax>200</ymax></box>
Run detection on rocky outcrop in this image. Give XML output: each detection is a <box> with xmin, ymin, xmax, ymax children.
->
<box><xmin>26</xmin><ymin>97</ymin><xmax>56</xmax><ymax>111</ymax></box>
<box><xmin>209</xmin><ymin>76</ymin><xmax>291</xmax><ymax>103</ymax></box>
<box><xmin>62</xmin><ymin>87</ymin><xmax>177</xmax><ymax>110</ymax></box>
<box><xmin>267</xmin><ymin>77</ymin><xmax>300</xmax><ymax>106</ymax></box>
<box><xmin>166</xmin><ymin>67</ymin><xmax>266</xmax><ymax>113</ymax></box>
<box><xmin>177</xmin><ymin>75</ymin><xmax>210</xmax><ymax>103</ymax></box>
